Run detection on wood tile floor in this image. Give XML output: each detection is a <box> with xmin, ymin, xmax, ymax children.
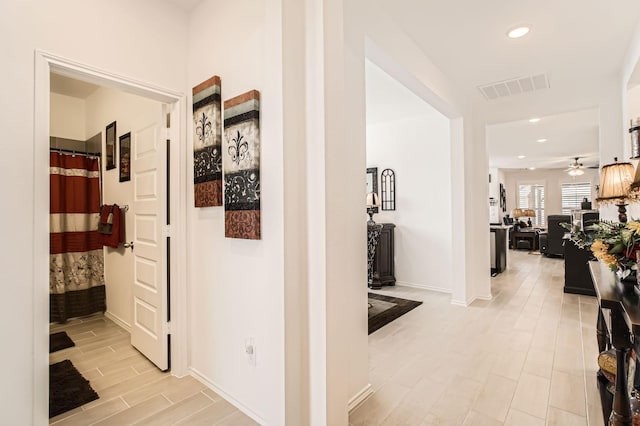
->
<box><xmin>49</xmin><ymin>315</ymin><xmax>258</xmax><ymax>425</ymax></box>
<box><xmin>351</xmin><ymin>249</ymin><xmax>602</xmax><ymax>425</ymax></box>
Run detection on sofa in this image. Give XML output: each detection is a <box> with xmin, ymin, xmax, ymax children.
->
<box><xmin>539</xmin><ymin>215</ymin><xmax>571</xmax><ymax>257</ymax></box>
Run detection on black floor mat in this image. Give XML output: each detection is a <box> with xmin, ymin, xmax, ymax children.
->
<box><xmin>50</xmin><ymin>331</ymin><xmax>75</xmax><ymax>353</ymax></box>
<box><xmin>49</xmin><ymin>360</ymin><xmax>99</xmax><ymax>418</ymax></box>
<box><xmin>368</xmin><ymin>293</ymin><xmax>422</xmax><ymax>334</ymax></box>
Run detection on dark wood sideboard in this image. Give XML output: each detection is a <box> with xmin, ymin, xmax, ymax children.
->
<box><xmin>589</xmin><ymin>261</ymin><xmax>640</xmax><ymax>425</ymax></box>
<box><xmin>370</xmin><ymin>223</ymin><xmax>395</xmax><ymax>289</ymax></box>
<box><xmin>564</xmin><ymin>239</ymin><xmax>596</xmax><ymax>296</ymax></box>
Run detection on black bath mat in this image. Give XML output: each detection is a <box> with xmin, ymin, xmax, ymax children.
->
<box><xmin>49</xmin><ymin>360</ymin><xmax>99</xmax><ymax>418</ymax></box>
<box><xmin>50</xmin><ymin>331</ymin><xmax>75</xmax><ymax>353</ymax></box>
<box><xmin>368</xmin><ymin>293</ymin><xmax>422</xmax><ymax>334</ymax></box>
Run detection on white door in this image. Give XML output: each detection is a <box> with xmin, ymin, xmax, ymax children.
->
<box><xmin>130</xmin><ymin>105</ymin><xmax>169</xmax><ymax>370</ymax></box>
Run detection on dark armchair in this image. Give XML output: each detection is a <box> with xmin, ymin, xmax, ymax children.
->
<box><xmin>539</xmin><ymin>215</ymin><xmax>571</xmax><ymax>257</ymax></box>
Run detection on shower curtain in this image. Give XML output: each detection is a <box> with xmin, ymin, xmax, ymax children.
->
<box><xmin>50</xmin><ymin>151</ymin><xmax>106</xmax><ymax>323</ymax></box>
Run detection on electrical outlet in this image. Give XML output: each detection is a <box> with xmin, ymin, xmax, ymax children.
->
<box><xmin>245</xmin><ymin>338</ymin><xmax>256</xmax><ymax>366</ymax></box>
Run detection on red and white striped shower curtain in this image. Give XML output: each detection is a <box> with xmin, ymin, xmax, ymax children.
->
<box><xmin>50</xmin><ymin>152</ymin><xmax>106</xmax><ymax>323</ymax></box>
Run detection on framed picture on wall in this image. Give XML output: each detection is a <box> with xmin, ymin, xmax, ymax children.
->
<box><xmin>119</xmin><ymin>132</ymin><xmax>131</xmax><ymax>182</ymax></box>
<box><xmin>105</xmin><ymin>121</ymin><xmax>116</xmax><ymax>170</ymax></box>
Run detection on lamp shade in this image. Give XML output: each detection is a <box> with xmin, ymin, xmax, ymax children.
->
<box><xmin>366</xmin><ymin>192</ymin><xmax>379</xmax><ymax>208</ymax></box>
<box><xmin>524</xmin><ymin>209</ymin><xmax>536</xmax><ymax>217</ymax></box>
<box><xmin>512</xmin><ymin>208</ymin><xmax>525</xmax><ymax>218</ymax></box>
<box><xmin>598</xmin><ymin>160</ymin><xmax>634</xmax><ymax>200</ymax></box>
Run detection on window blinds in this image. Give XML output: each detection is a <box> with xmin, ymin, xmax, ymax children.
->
<box><xmin>561</xmin><ymin>182</ymin><xmax>591</xmax><ymax>214</ymax></box>
<box><xmin>518</xmin><ymin>183</ymin><xmax>545</xmax><ymax>226</ymax></box>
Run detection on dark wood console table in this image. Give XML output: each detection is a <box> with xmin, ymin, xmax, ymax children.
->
<box><xmin>589</xmin><ymin>261</ymin><xmax>638</xmax><ymax>425</ymax></box>
<box><xmin>564</xmin><ymin>239</ymin><xmax>596</xmax><ymax>296</ymax></box>
<box><xmin>370</xmin><ymin>223</ymin><xmax>395</xmax><ymax>289</ymax></box>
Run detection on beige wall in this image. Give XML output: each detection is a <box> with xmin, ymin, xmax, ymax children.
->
<box><xmin>50</xmin><ymin>93</ymin><xmax>86</xmax><ymax>140</ymax></box>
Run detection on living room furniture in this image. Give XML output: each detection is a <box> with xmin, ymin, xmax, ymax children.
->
<box><xmin>511</xmin><ymin>228</ymin><xmax>539</xmax><ymax>251</ymax></box>
<box><xmin>563</xmin><ymin>238</ymin><xmax>596</xmax><ymax>296</ymax></box>
<box><xmin>540</xmin><ymin>215</ymin><xmax>571</xmax><ymax>257</ymax></box>
<box><xmin>490</xmin><ymin>225</ymin><xmax>509</xmax><ymax>274</ymax></box>
<box><xmin>590</xmin><ymin>261</ymin><xmax>638</xmax><ymax>425</ymax></box>
<box><xmin>370</xmin><ymin>223</ymin><xmax>395</xmax><ymax>289</ymax></box>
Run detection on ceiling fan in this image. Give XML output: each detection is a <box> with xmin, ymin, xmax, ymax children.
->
<box><xmin>565</xmin><ymin>157</ymin><xmax>585</xmax><ymax>176</ymax></box>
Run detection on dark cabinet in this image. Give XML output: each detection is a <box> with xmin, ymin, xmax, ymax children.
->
<box><xmin>371</xmin><ymin>223</ymin><xmax>395</xmax><ymax>289</ymax></box>
<box><xmin>564</xmin><ymin>239</ymin><xmax>596</xmax><ymax>296</ymax></box>
<box><xmin>490</xmin><ymin>226</ymin><xmax>508</xmax><ymax>274</ymax></box>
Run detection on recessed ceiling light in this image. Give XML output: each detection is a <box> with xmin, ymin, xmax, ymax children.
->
<box><xmin>529</xmin><ymin>118</ymin><xmax>541</xmax><ymax>123</ymax></box>
<box><xmin>537</xmin><ymin>138</ymin><xmax>547</xmax><ymax>143</ymax></box>
<box><xmin>518</xmin><ymin>155</ymin><xmax>526</xmax><ymax>159</ymax></box>
<box><xmin>507</xmin><ymin>25</ymin><xmax>530</xmax><ymax>39</ymax></box>
<box><xmin>528</xmin><ymin>167</ymin><xmax>536</xmax><ymax>170</ymax></box>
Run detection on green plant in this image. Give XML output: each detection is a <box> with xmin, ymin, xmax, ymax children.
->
<box><xmin>563</xmin><ymin>220</ymin><xmax>640</xmax><ymax>278</ymax></box>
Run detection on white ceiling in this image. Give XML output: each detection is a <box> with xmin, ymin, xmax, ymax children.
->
<box><xmin>486</xmin><ymin>108</ymin><xmax>599</xmax><ymax>170</ymax></box>
<box><xmin>372</xmin><ymin>0</ymin><xmax>640</xmax><ymax>169</ymax></box>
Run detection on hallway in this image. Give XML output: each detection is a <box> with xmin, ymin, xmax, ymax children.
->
<box><xmin>351</xmin><ymin>250</ymin><xmax>600</xmax><ymax>425</ymax></box>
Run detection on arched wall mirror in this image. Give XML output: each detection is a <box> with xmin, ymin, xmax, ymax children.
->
<box><xmin>381</xmin><ymin>168</ymin><xmax>395</xmax><ymax>211</ymax></box>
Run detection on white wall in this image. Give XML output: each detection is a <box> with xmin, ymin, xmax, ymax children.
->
<box><xmin>488</xmin><ymin>168</ymin><xmax>508</xmax><ymax>224</ymax></box>
<box><xmin>367</xmin><ymin>113</ymin><xmax>453</xmax><ymax>292</ymax></box>
<box><xmin>50</xmin><ymin>92</ymin><xmax>86</xmax><ymax>140</ymax></box>
<box><xmin>84</xmin><ymin>87</ymin><xmax>163</xmax><ymax>329</ymax></box>
<box><xmin>187</xmin><ymin>0</ymin><xmax>285</xmax><ymax>424</ymax></box>
<box><xmin>502</xmin><ymin>168</ymin><xmax>599</xmax><ymax>221</ymax></box>
<box><xmin>489</xmin><ymin>167</ymin><xmax>500</xmax><ymax>223</ymax></box>
<box><xmin>0</xmin><ymin>0</ymin><xmax>188</xmax><ymax>423</ymax></box>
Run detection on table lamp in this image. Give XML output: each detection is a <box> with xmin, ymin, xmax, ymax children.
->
<box><xmin>524</xmin><ymin>209</ymin><xmax>536</xmax><ymax>227</ymax></box>
<box><xmin>366</xmin><ymin>192</ymin><xmax>379</xmax><ymax>225</ymax></box>
<box><xmin>597</xmin><ymin>158</ymin><xmax>634</xmax><ymax>223</ymax></box>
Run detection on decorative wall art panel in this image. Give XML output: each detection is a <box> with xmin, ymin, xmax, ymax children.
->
<box><xmin>224</xmin><ymin>90</ymin><xmax>260</xmax><ymax>240</ymax></box>
<box><xmin>192</xmin><ymin>76</ymin><xmax>222</xmax><ymax>207</ymax></box>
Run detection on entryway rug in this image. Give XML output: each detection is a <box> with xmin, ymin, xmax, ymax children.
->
<box><xmin>49</xmin><ymin>331</ymin><xmax>75</xmax><ymax>353</ymax></box>
<box><xmin>368</xmin><ymin>293</ymin><xmax>422</xmax><ymax>334</ymax></box>
<box><xmin>49</xmin><ymin>360</ymin><xmax>99</xmax><ymax>418</ymax></box>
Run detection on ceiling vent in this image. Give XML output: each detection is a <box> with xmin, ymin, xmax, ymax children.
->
<box><xmin>478</xmin><ymin>73</ymin><xmax>550</xmax><ymax>100</ymax></box>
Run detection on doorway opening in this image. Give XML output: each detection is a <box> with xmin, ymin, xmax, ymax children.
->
<box><xmin>34</xmin><ymin>51</ymin><xmax>187</xmax><ymax>424</ymax></box>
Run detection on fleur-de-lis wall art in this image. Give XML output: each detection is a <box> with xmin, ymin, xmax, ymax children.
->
<box><xmin>192</xmin><ymin>75</ymin><xmax>223</xmax><ymax>207</ymax></box>
<box><xmin>195</xmin><ymin>111</ymin><xmax>212</xmax><ymax>144</ymax></box>
<box><xmin>223</xmin><ymin>90</ymin><xmax>261</xmax><ymax>240</ymax></box>
<box><xmin>228</xmin><ymin>130</ymin><xmax>250</xmax><ymax>166</ymax></box>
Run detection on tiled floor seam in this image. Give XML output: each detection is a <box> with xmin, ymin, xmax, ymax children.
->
<box><xmin>578</xmin><ymin>295</ymin><xmax>593</xmax><ymax>426</ymax></box>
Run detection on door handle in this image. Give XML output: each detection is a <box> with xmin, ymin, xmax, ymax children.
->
<box><xmin>123</xmin><ymin>241</ymin><xmax>134</xmax><ymax>250</ymax></box>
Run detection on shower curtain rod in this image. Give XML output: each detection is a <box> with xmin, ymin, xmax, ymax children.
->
<box><xmin>50</xmin><ymin>147</ymin><xmax>101</xmax><ymax>157</ymax></box>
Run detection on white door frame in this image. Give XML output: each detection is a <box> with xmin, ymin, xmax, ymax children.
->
<box><xmin>33</xmin><ymin>50</ymin><xmax>188</xmax><ymax>424</ymax></box>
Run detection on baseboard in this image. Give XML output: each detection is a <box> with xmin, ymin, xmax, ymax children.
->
<box><xmin>451</xmin><ymin>292</ymin><xmax>493</xmax><ymax>307</ymax></box>
<box><xmin>396</xmin><ymin>281</ymin><xmax>452</xmax><ymax>294</ymax></box>
<box><xmin>189</xmin><ymin>367</ymin><xmax>265</xmax><ymax>425</ymax></box>
<box><xmin>348</xmin><ymin>383</ymin><xmax>373</xmax><ymax>413</ymax></box>
<box><xmin>451</xmin><ymin>299</ymin><xmax>470</xmax><ymax>307</ymax></box>
<box><xmin>104</xmin><ymin>311</ymin><xmax>131</xmax><ymax>332</ymax></box>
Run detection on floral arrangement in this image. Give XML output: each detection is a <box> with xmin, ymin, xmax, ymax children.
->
<box><xmin>565</xmin><ymin>220</ymin><xmax>640</xmax><ymax>279</ymax></box>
